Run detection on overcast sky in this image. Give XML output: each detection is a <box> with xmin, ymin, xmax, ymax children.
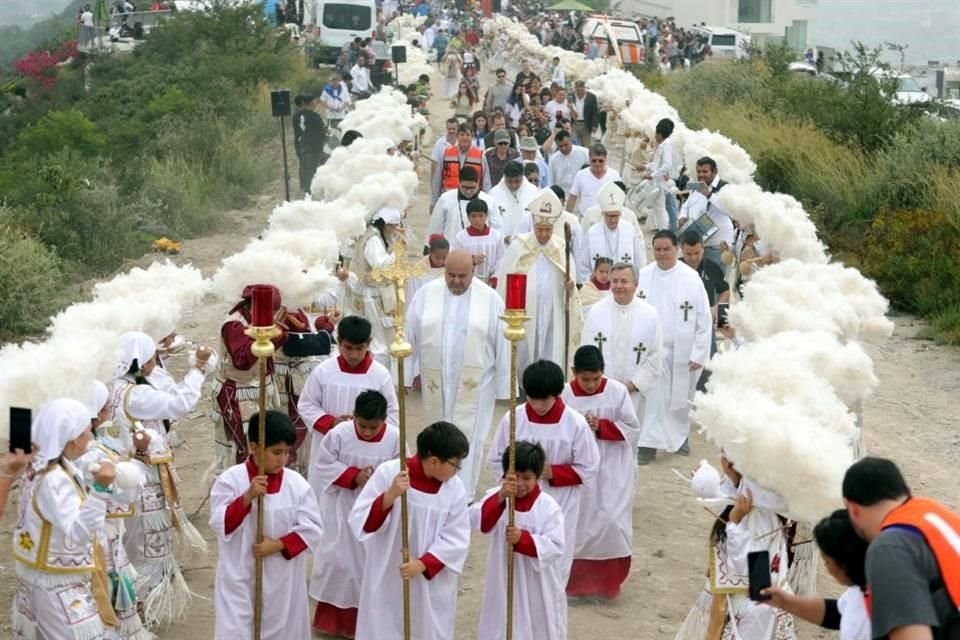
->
<box><xmin>811</xmin><ymin>0</ymin><xmax>960</xmax><ymax>65</ymax></box>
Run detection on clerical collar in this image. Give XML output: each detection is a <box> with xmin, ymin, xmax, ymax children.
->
<box><xmin>355</xmin><ymin>422</ymin><xmax>386</xmax><ymax>442</ymax></box>
<box><xmin>337</xmin><ymin>353</ymin><xmax>373</xmax><ymax>374</ymax></box>
<box><xmin>515</xmin><ymin>484</ymin><xmax>541</xmax><ymax>512</ymax></box>
<box><xmin>466</xmin><ymin>224</ymin><xmax>490</xmax><ymax>237</ymax></box>
<box><xmin>406</xmin><ymin>456</ymin><xmax>442</xmax><ymax>493</ymax></box>
<box><xmin>590</xmin><ymin>277</ymin><xmax>610</xmax><ymax>291</ymax></box>
<box><xmin>569</xmin><ymin>377</ymin><xmax>607</xmax><ymax>397</ymax></box>
<box><xmin>525</xmin><ymin>398</ymin><xmax>566</xmax><ymax>424</ymax></box>
<box><xmin>245</xmin><ymin>456</ymin><xmax>283</xmax><ymax>493</ymax></box>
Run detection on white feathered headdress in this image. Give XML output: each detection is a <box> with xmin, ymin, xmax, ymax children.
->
<box><xmin>48</xmin><ymin>296</ymin><xmax>184</xmax><ymax>344</ymax></box>
<box><xmin>210</xmin><ymin>244</ymin><xmax>337</xmax><ymax>309</ymax></box>
<box><xmin>93</xmin><ymin>260</ymin><xmax>209</xmax><ymax>309</ymax></box>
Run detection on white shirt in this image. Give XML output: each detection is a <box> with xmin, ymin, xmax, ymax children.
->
<box><xmin>551</xmin><ymin>66</ymin><xmax>566</xmax><ymax>88</ymax></box>
<box><xmin>679</xmin><ymin>175</ymin><xmax>734</xmax><ymax>248</ymax></box>
<box><xmin>573</xmin><ymin>94</ymin><xmax>586</xmax><ymax>121</ymax></box>
<box><xmin>549</xmin><ymin>145</ymin><xmax>590</xmax><ymax>194</ymax></box>
<box><xmin>80</xmin><ymin>10</ymin><xmax>94</xmax><ymax>26</ymax></box>
<box><xmin>350</xmin><ymin>64</ymin><xmax>371</xmax><ymax>93</ymax></box>
<box><xmin>838</xmin><ymin>586</ymin><xmax>871</xmax><ymax>640</ymax></box>
<box><xmin>320</xmin><ymin>83</ymin><xmax>351</xmax><ymax>119</ymax></box>
<box><xmin>568</xmin><ymin>167</ymin><xmax>622</xmax><ymax>217</ymax></box>
<box><xmin>544</xmin><ymin>100</ymin><xmax>572</xmax><ymax>129</ymax></box>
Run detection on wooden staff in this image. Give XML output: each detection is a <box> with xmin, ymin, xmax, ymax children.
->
<box><xmin>371</xmin><ymin>235</ymin><xmax>426</xmax><ymax>640</ymax></box>
<box><xmin>563</xmin><ymin>222</ymin><xmax>572</xmax><ymax>372</ymax></box>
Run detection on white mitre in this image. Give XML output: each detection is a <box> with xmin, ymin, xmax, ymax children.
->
<box><xmin>598</xmin><ymin>181</ymin><xmax>625</xmax><ymax>213</ymax></box>
<box><xmin>528</xmin><ymin>188</ymin><xmax>563</xmax><ymax>226</ymax></box>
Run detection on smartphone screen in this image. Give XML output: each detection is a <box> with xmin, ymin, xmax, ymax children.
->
<box><xmin>9</xmin><ymin>407</ymin><xmax>32</xmax><ymax>454</ymax></box>
<box><xmin>686</xmin><ymin>181</ymin><xmax>702</xmax><ymax>193</ymax></box>
<box><xmin>747</xmin><ymin>550</ymin><xmax>772</xmax><ymax>601</ymax></box>
<box><xmin>717</xmin><ymin>302</ymin><xmax>730</xmax><ymax>328</ymax></box>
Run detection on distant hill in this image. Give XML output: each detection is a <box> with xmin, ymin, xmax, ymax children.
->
<box><xmin>0</xmin><ymin>0</ymin><xmax>75</xmax><ymax>28</ymax></box>
<box><xmin>0</xmin><ymin>0</ymin><xmax>83</xmax><ymax>71</ymax></box>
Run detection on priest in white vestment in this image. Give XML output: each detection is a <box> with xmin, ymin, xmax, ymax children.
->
<box><xmin>577</xmin><ymin>181</ymin><xmax>646</xmax><ymax>283</ymax></box>
<box><xmin>425</xmin><ymin>166</ymin><xmax>499</xmax><ymax>244</ymax></box>
<box><xmin>581</xmin><ymin>262</ymin><xmax>662</xmax><ymax>420</ymax></box>
<box><xmin>496</xmin><ymin>188</ymin><xmax>583</xmax><ymax>373</ymax></box>
<box><xmin>514</xmin><ymin>186</ymin><xmax>583</xmax><ymax>282</ymax></box>
<box><xmin>406</xmin><ymin>250</ymin><xmax>510</xmax><ymax>497</ymax></box>
<box><xmin>636</xmin><ymin>230</ymin><xmax>712</xmax><ymax>463</ymax></box>
<box><xmin>487</xmin><ymin>160</ymin><xmax>538</xmax><ymax>243</ymax></box>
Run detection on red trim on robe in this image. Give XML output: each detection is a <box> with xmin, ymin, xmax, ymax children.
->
<box><xmin>420</xmin><ymin>552</ymin><xmax>445</xmax><ymax>580</ymax></box>
<box><xmin>569</xmin><ymin>377</ymin><xmax>608</xmax><ymax>397</ymax></box>
<box><xmin>596</xmin><ymin>419</ymin><xmax>626</xmax><ymax>441</ymax></box>
<box><xmin>590</xmin><ymin>277</ymin><xmax>611</xmax><ymax>291</ymax></box>
<box><xmin>407</xmin><ymin>456</ymin><xmax>442</xmax><ymax>494</ymax></box>
<box><xmin>279</xmin><ymin>532</ymin><xmax>308</xmax><ymax>560</ymax></box>
<box><xmin>313</xmin><ymin>415</ymin><xmax>336</xmax><ymax>434</ymax></box>
<box><xmin>525</xmin><ymin>398</ymin><xmax>566</xmax><ymax>424</ymax></box>
<box><xmin>356</xmin><ymin>422</ymin><xmax>386</xmax><ymax>442</ymax></box>
<box><xmin>549</xmin><ymin>464</ymin><xmax>583</xmax><ymax>487</ymax></box>
<box><xmin>333</xmin><ymin>467</ymin><xmax>363</xmax><ymax>489</ymax></box>
<box><xmin>313</xmin><ymin>601</ymin><xmax>358</xmax><ymax>638</ymax></box>
<box><xmin>566</xmin><ymin>557</ymin><xmax>632</xmax><ymax>599</ymax></box>
<box><xmin>515</xmin><ymin>484</ymin><xmax>541</xmax><ymax>512</ymax></box>
<box><xmin>363</xmin><ymin>493</ymin><xmax>392</xmax><ymax>533</ymax></box>
<box><xmin>245</xmin><ymin>457</ymin><xmax>284</xmax><ymax>493</ymax></box>
<box><xmin>223</xmin><ymin>496</ymin><xmax>251</xmax><ymax>535</ymax></box>
<box><xmin>480</xmin><ymin>491</ymin><xmax>506</xmax><ymax>533</ymax></box>
<box><xmin>488</xmin><ymin>277</ymin><xmax>498</xmax><ymax>289</ymax></box>
<box><xmin>514</xmin><ymin>530</ymin><xmax>538</xmax><ymax>557</ymax></box>
<box><xmin>465</xmin><ymin>224</ymin><xmax>491</xmax><ymax>236</ymax></box>
<box><xmin>337</xmin><ymin>353</ymin><xmax>373</xmax><ymax>374</ymax></box>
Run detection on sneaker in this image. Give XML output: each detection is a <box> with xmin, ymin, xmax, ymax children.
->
<box><xmin>677</xmin><ymin>439</ymin><xmax>690</xmax><ymax>456</ymax></box>
<box><xmin>637</xmin><ymin>447</ymin><xmax>657</xmax><ymax>465</ymax></box>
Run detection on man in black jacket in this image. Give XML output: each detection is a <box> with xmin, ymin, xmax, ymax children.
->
<box><xmin>298</xmin><ymin>96</ymin><xmax>327</xmax><ymax>196</ymax></box>
<box><xmin>292</xmin><ymin>94</ymin><xmax>307</xmax><ymax>187</ymax></box>
<box><xmin>570</xmin><ymin>80</ymin><xmax>600</xmax><ymax>147</ymax></box>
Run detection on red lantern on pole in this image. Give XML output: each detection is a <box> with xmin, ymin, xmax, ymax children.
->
<box><xmin>250</xmin><ymin>285</ymin><xmax>275</xmax><ymax>327</ymax></box>
<box><xmin>505</xmin><ymin>273</ymin><xmax>527</xmax><ymax>311</ymax></box>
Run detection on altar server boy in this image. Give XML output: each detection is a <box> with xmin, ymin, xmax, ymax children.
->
<box><xmin>451</xmin><ymin>198</ymin><xmax>505</xmax><ymax>286</ymax></box>
<box><xmin>310</xmin><ymin>390</ymin><xmax>402</xmax><ymax>638</ymax></box>
<box><xmin>561</xmin><ymin>345</ymin><xmax>642</xmax><ymax>599</ymax></box>
<box><xmin>210</xmin><ymin>411</ymin><xmax>323</xmax><ymax>640</ymax></box>
<box><xmin>472</xmin><ymin>441</ymin><xmax>567</xmax><ymax>640</ymax></box>
<box><xmin>349</xmin><ymin>421</ymin><xmax>471</xmax><ymax>640</ymax></box>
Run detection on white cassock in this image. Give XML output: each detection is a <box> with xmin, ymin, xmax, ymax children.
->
<box><xmin>209</xmin><ymin>461</ymin><xmax>323</xmax><ymax>640</ymax></box>
<box><xmin>406</xmin><ymin>278</ymin><xmax>509</xmax><ymax>497</ymax></box>
<box><xmin>495</xmin><ymin>233</ymin><xmax>583</xmax><ymax>372</ymax></box>
<box><xmin>451</xmin><ymin>226</ymin><xmax>505</xmax><ymax>283</ymax></box>
<box><xmin>577</xmin><ymin>220</ymin><xmax>646</xmax><ymax>282</ymax></box>
<box><xmin>581</xmin><ymin>296</ymin><xmax>662</xmax><ymax>419</ymax></box>
<box><xmin>487</xmin><ymin>402</ymin><xmax>600</xmax><ymax>582</ymax></box>
<box><xmin>581</xmin><ymin>203</ymin><xmax>644</xmax><ymax>236</ymax></box>
<box><xmin>406</xmin><ymin>255</ymin><xmax>445</xmax><ymax>301</ymax></box>
<box><xmin>471</xmin><ymin>486</ymin><xmax>567</xmax><ymax>640</ymax></box>
<box><xmin>636</xmin><ymin>262</ymin><xmax>711</xmax><ymax>451</ymax></box>
<box><xmin>298</xmin><ymin>354</ymin><xmax>399</xmax><ymax>499</ymax></box>
<box><xmin>349</xmin><ymin>458</ymin><xmax>471</xmax><ymax>640</ymax></box>
<box><xmin>426</xmin><ymin>189</ymin><xmax>499</xmax><ymax>242</ymax></box>
<box><xmin>488</xmin><ymin>177</ymin><xmax>538</xmax><ymax>240</ymax></box>
<box><xmin>309</xmin><ymin>422</ymin><xmax>402</xmax><ymax>617</ymax></box>
<box><xmin>561</xmin><ymin>377</ymin><xmax>641</xmax><ymax>596</ymax></box>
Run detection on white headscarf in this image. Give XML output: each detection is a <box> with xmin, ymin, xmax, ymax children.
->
<box><xmin>113</xmin><ymin>331</ymin><xmax>157</xmax><ymax>380</ymax></box>
<box><xmin>373</xmin><ymin>207</ymin><xmax>403</xmax><ymax>225</ymax></box>
<box><xmin>32</xmin><ymin>398</ymin><xmax>91</xmax><ymax>471</ymax></box>
<box><xmin>87</xmin><ymin>380</ymin><xmax>110</xmax><ymax>420</ymax></box>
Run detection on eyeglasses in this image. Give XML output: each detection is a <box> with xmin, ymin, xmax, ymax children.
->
<box><xmin>445</xmin><ymin>459</ymin><xmax>462</xmax><ymax>470</ymax></box>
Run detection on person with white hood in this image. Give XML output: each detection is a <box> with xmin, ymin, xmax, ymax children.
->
<box><xmin>11</xmin><ymin>398</ymin><xmax>119</xmax><ymax>640</ymax></box>
<box><xmin>111</xmin><ymin>331</ymin><xmax>214</xmax><ymax>627</ymax></box>
<box><xmin>76</xmin><ymin>380</ymin><xmax>153</xmax><ymax>640</ymax></box>
<box><xmin>487</xmin><ymin>160</ymin><xmax>538</xmax><ymax>244</ymax></box>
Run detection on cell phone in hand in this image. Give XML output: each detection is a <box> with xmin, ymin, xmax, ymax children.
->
<box><xmin>747</xmin><ymin>550</ymin><xmax>772</xmax><ymax>601</ymax></box>
<box><xmin>9</xmin><ymin>407</ymin><xmax>32</xmax><ymax>454</ymax></box>
<box><xmin>686</xmin><ymin>181</ymin><xmax>703</xmax><ymax>193</ymax></box>
<box><xmin>717</xmin><ymin>302</ymin><xmax>730</xmax><ymax>328</ymax></box>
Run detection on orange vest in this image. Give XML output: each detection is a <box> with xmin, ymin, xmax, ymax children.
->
<box><xmin>867</xmin><ymin>497</ymin><xmax>960</xmax><ymax>613</ymax></box>
<box><xmin>441</xmin><ymin>145</ymin><xmax>483</xmax><ymax>192</ymax></box>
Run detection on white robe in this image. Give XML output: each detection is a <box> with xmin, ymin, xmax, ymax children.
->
<box><xmin>636</xmin><ymin>262</ymin><xmax>711</xmax><ymax>451</ymax></box>
<box><xmin>406</xmin><ymin>278</ymin><xmax>509</xmax><ymax>497</ymax></box>
<box><xmin>495</xmin><ymin>233</ymin><xmax>583</xmax><ymax>373</ymax></box>
<box><xmin>581</xmin><ymin>296</ymin><xmax>662</xmax><ymax>420</ymax></box>
<box><xmin>581</xmin><ymin>203</ymin><xmax>643</xmax><ymax>237</ymax></box>
<box><xmin>349</xmin><ymin>459</ymin><xmax>471</xmax><ymax>640</ymax></box>
<box><xmin>487</xmin><ymin>178</ymin><xmax>539</xmax><ymax>240</ymax></box>
<box><xmin>309</xmin><ymin>422</ymin><xmax>402</xmax><ymax>610</ymax></box>
<box><xmin>471</xmin><ymin>487</ymin><xmax>567</xmax><ymax>640</ymax></box>
<box><xmin>343</xmin><ymin>233</ymin><xmax>397</xmax><ymax>366</ymax></box>
<box><xmin>451</xmin><ymin>227</ymin><xmax>505</xmax><ymax>282</ymax></box>
<box><xmin>406</xmin><ymin>256</ymin><xmax>445</xmax><ymax>301</ymax></box>
<box><xmin>561</xmin><ymin>377</ymin><xmax>641</xmax><ymax>559</ymax></box>
<box><xmin>486</xmin><ymin>402</ymin><xmax>600</xmax><ymax>582</ymax></box>
<box><xmin>577</xmin><ymin>220</ymin><xmax>646</xmax><ymax>282</ymax></box>
<box><xmin>298</xmin><ymin>355</ymin><xmax>399</xmax><ymax>500</ymax></box>
<box><xmin>209</xmin><ymin>463</ymin><xmax>323</xmax><ymax>640</ymax></box>
<box><xmin>426</xmin><ymin>189</ymin><xmax>499</xmax><ymax>243</ymax></box>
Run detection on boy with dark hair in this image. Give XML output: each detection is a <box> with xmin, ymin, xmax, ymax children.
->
<box><xmin>843</xmin><ymin>457</ymin><xmax>960</xmax><ymax>640</ymax></box>
<box><xmin>561</xmin><ymin>345</ymin><xmax>641</xmax><ymax>599</ymax></box>
<box><xmin>472</xmin><ymin>441</ymin><xmax>567</xmax><ymax>640</ymax></box>
<box><xmin>310</xmin><ymin>390</ymin><xmax>402</xmax><ymax>638</ymax></box>
<box><xmin>487</xmin><ymin>359</ymin><xmax>600</xmax><ymax>583</ymax></box>
<box><xmin>349</xmin><ymin>421</ymin><xmax>471</xmax><ymax>639</ymax></box>
<box><xmin>451</xmin><ymin>198</ymin><xmax>504</xmax><ymax>286</ymax></box>
<box><xmin>210</xmin><ymin>410</ymin><xmax>323</xmax><ymax>640</ymax></box>
<box><xmin>299</xmin><ymin>315</ymin><xmax>398</xmax><ymax>502</ymax></box>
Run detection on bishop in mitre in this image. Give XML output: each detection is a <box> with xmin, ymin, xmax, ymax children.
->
<box><xmin>581</xmin><ymin>262</ymin><xmax>662</xmax><ymax>420</ymax></box>
<box><xmin>496</xmin><ymin>188</ymin><xmax>583</xmax><ymax>373</ymax></box>
<box><xmin>406</xmin><ymin>249</ymin><xmax>510</xmax><ymax>497</ymax></box>
<box><xmin>636</xmin><ymin>230</ymin><xmax>712</xmax><ymax>464</ymax></box>
<box><xmin>577</xmin><ymin>181</ymin><xmax>646</xmax><ymax>283</ymax></box>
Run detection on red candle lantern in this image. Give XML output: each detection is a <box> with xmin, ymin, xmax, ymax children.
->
<box><xmin>505</xmin><ymin>273</ymin><xmax>527</xmax><ymax>311</ymax></box>
<box><xmin>250</xmin><ymin>285</ymin><xmax>275</xmax><ymax>327</ymax></box>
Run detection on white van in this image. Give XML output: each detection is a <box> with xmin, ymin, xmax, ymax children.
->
<box><xmin>312</xmin><ymin>0</ymin><xmax>377</xmax><ymax>62</ymax></box>
<box><xmin>689</xmin><ymin>26</ymin><xmax>749</xmax><ymax>60</ymax></box>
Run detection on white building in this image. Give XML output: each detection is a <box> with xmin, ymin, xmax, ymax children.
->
<box><xmin>614</xmin><ymin>0</ymin><xmax>817</xmax><ymax>49</ymax></box>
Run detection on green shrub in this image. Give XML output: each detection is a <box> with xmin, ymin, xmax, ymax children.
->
<box><xmin>925</xmin><ymin>306</ymin><xmax>960</xmax><ymax>345</ymax></box>
<box><xmin>16</xmin><ymin>108</ymin><xmax>106</xmax><ymax>158</ymax></box>
<box><xmin>0</xmin><ymin>223</ymin><xmax>71</xmax><ymax>341</ymax></box>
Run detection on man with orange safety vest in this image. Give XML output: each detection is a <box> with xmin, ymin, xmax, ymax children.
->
<box><xmin>431</xmin><ymin>123</ymin><xmax>484</xmax><ymax>204</ymax></box>
<box><xmin>843</xmin><ymin>457</ymin><xmax>959</xmax><ymax>640</ymax></box>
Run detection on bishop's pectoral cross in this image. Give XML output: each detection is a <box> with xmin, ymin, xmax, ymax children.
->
<box><xmin>634</xmin><ymin>342</ymin><xmax>646</xmax><ymax>365</ymax></box>
<box><xmin>593</xmin><ymin>331</ymin><xmax>607</xmax><ymax>352</ymax></box>
<box><xmin>680</xmin><ymin>300</ymin><xmax>693</xmax><ymax>322</ymax></box>
<box><xmin>620</xmin><ymin>253</ymin><xmax>632</xmax><ymax>263</ymax></box>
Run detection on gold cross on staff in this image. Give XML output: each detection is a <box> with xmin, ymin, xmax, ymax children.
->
<box><xmin>370</xmin><ymin>235</ymin><xmax>427</xmax><ymax>358</ymax></box>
